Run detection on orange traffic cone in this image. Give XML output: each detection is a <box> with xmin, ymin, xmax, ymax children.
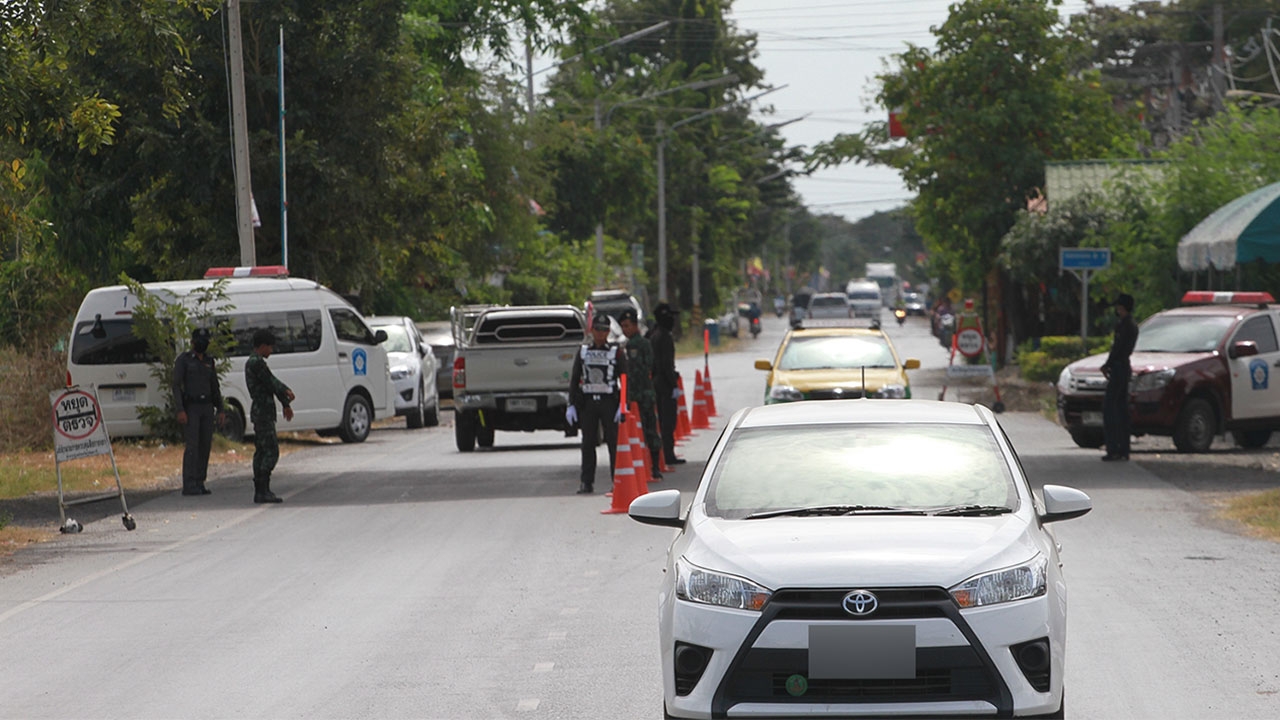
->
<box><xmin>628</xmin><ymin>404</ymin><xmax>653</xmax><ymax>487</ymax></box>
<box><xmin>704</xmin><ymin>366</ymin><xmax>718</xmax><ymax>417</ymax></box>
<box><xmin>691</xmin><ymin>370</ymin><xmax>712</xmax><ymax>430</ymax></box>
<box><xmin>603</xmin><ymin>415</ymin><xmax>641</xmax><ymax>514</ymax></box>
<box><xmin>675</xmin><ymin>375</ymin><xmax>693</xmax><ymax>441</ymax></box>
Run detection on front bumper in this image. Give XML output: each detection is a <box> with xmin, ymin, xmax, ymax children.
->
<box><xmin>662</xmin><ymin>587</ymin><xmax>1062</xmax><ymax>719</ymax></box>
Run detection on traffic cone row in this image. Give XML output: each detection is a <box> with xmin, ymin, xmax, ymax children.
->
<box><xmin>690</xmin><ymin>369</ymin><xmax>712</xmax><ymax>430</ymax></box>
<box><xmin>675</xmin><ymin>375</ymin><xmax>693</xmax><ymax>443</ymax></box>
<box><xmin>627</xmin><ymin>403</ymin><xmax>653</xmax><ymax>486</ymax></box>
<box><xmin>704</xmin><ymin>366</ymin><xmax>718</xmax><ymax>417</ymax></box>
<box><xmin>603</xmin><ymin>411</ymin><xmax>643</xmax><ymax>514</ymax></box>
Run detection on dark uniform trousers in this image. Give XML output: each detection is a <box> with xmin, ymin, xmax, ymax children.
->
<box><xmin>635</xmin><ymin>396</ymin><xmax>662</xmax><ymax>467</ymax></box>
<box><xmin>182</xmin><ymin>401</ymin><xmax>215</xmax><ymax>492</ymax></box>
<box><xmin>655</xmin><ymin>382</ymin><xmax>678</xmax><ymax>463</ymax></box>
<box><xmin>1103</xmin><ymin>366</ymin><xmax>1131</xmax><ymax>457</ymax></box>
<box><xmin>578</xmin><ymin>395</ymin><xmax>619</xmax><ymax>489</ymax></box>
<box><xmin>253</xmin><ymin>420</ymin><xmax>281</xmax><ymax>481</ymax></box>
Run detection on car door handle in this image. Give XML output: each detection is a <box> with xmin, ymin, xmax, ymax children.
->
<box><xmin>339</xmin><ymin>352</ymin><xmax>349</xmax><ymax>359</ymax></box>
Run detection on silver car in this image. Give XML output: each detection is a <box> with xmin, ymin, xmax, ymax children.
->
<box><xmin>366</xmin><ymin>315</ymin><xmax>440</xmax><ymax>428</ymax></box>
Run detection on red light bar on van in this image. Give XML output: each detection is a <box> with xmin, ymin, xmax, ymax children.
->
<box><xmin>203</xmin><ymin>266</ymin><xmax>289</xmax><ymax>279</ymax></box>
<box><xmin>1181</xmin><ymin>291</ymin><xmax>1275</xmax><ymax>306</ymax></box>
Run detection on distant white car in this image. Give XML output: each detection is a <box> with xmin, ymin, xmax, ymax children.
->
<box><xmin>807</xmin><ymin>292</ymin><xmax>853</xmax><ymax>319</ymax></box>
<box><xmin>630</xmin><ymin>400</ymin><xmax>1091</xmax><ymax>719</ymax></box>
<box><xmin>366</xmin><ymin>315</ymin><xmax>440</xmax><ymax>429</ymax></box>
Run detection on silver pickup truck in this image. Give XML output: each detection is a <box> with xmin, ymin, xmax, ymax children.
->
<box><xmin>449</xmin><ymin>304</ymin><xmax>587</xmax><ymax>452</ymax></box>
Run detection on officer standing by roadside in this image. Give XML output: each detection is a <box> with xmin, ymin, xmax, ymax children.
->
<box><xmin>245</xmin><ymin>329</ymin><xmax>295</xmax><ymax>503</ymax></box>
<box><xmin>174</xmin><ymin>327</ymin><xmax>224</xmax><ymax>496</ymax></box>
<box><xmin>566</xmin><ymin>313</ymin><xmax>627</xmax><ymax>494</ymax></box>
<box><xmin>1101</xmin><ymin>293</ymin><xmax>1138</xmax><ymax>461</ymax></box>
<box><xmin>647</xmin><ymin>303</ymin><xmax>685</xmax><ymax>466</ymax></box>
<box><xmin>619</xmin><ymin>308</ymin><xmax>662</xmax><ymax>480</ymax></box>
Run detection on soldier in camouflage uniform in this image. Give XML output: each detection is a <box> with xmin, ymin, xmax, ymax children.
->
<box><xmin>619</xmin><ymin>309</ymin><xmax>662</xmax><ymax>480</ymax></box>
<box><xmin>245</xmin><ymin>329</ymin><xmax>295</xmax><ymax>504</ymax></box>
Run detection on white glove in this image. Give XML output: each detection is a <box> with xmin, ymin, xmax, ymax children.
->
<box><xmin>672</xmin><ymin>388</ymin><xmax>682</xmax><ymax>400</ymax></box>
<box><xmin>565</xmin><ymin>405</ymin><xmax>578</xmax><ymax>425</ymax></box>
<box><xmin>614</xmin><ymin>406</ymin><xmax>624</xmax><ymax>424</ymax></box>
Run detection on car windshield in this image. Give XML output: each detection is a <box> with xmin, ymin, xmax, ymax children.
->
<box><xmin>705</xmin><ymin>424</ymin><xmax>1016</xmax><ymax>519</ymax></box>
<box><xmin>848</xmin><ymin>290</ymin><xmax>879</xmax><ymax>300</ymax></box>
<box><xmin>374</xmin><ymin>324</ymin><xmax>413</xmax><ymax>353</ymax></box>
<box><xmin>1135</xmin><ymin>314</ymin><xmax>1233</xmax><ymax>353</ymax></box>
<box><xmin>811</xmin><ymin>296</ymin><xmax>848</xmax><ymax>308</ymax></box>
<box><xmin>778</xmin><ymin>335</ymin><xmax>896</xmax><ymax>370</ymax></box>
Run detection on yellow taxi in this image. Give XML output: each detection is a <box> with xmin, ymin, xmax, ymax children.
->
<box><xmin>754</xmin><ymin>320</ymin><xmax>920</xmax><ymax>403</ymax></box>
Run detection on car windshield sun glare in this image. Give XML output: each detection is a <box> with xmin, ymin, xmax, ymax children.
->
<box><xmin>949</xmin><ymin>555</ymin><xmax>1047</xmax><ymax>609</ymax></box>
<box><xmin>676</xmin><ymin>557</ymin><xmax>771</xmax><ymax>611</ymax></box>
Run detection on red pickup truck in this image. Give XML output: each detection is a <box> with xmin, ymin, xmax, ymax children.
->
<box><xmin>1056</xmin><ymin>291</ymin><xmax>1280</xmax><ymax>453</ymax></box>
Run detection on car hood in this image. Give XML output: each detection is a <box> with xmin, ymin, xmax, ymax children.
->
<box><xmin>386</xmin><ymin>351</ymin><xmax>416</xmax><ymax>365</ymax></box>
<box><xmin>684</xmin><ymin>513</ymin><xmax>1039</xmax><ymax>589</ymax></box>
<box><xmin>1066</xmin><ymin>351</ymin><xmax>1208</xmax><ymax>374</ymax></box>
<box><xmin>772</xmin><ymin>367</ymin><xmax>906</xmax><ymax>391</ymax></box>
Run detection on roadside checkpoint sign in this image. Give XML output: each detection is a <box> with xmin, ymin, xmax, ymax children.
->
<box><xmin>956</xmin><ymin>327</ymin><xmax>985</xmax><ymax>358</ymax></box>
<box><xmin>50</xmin><ymin>386</ymin><xmax>112</xmax><ymax>462</ymax></box>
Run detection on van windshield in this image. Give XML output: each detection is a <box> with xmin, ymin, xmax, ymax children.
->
<box><xmin>71</xmin><ymin>320</ymin><xmax>158</xmax><ymax>365</ymax></box>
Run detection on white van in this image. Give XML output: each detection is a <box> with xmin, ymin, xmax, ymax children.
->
<box><xmin>845</xmin><ymin>280</ymin><xmax>884</xmax><ymax>321</ymax></box>
<box><xmin>66</xmin><ymin>267</ymin><xmax>395</xmax><ymax>443</ymax></box>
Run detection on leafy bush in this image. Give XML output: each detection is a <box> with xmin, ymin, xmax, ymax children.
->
<box><xmin>1015</xmin><ymin>335</ymin><xmax>1111</xmax><ymax>382</ymax></box>
<box><xmin>0</xmin><ymin>340</ymin><xmax>67</xmax><ymax>452</ymax></box>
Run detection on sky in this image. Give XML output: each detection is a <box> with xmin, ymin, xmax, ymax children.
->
<box><xmin>724</xmin><ymin>0</ymin><xmax>1109</xmax><ymax>224</ymax></box>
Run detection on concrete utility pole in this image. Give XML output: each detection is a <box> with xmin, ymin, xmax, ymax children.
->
<box><xmin>1211</xmin><ymin>2</ymin><xmax>1225</xmax><ymax>112</ymax></box>
<box><xmin>228</xmin><ymin>0</ymin><xmax>255</xmax><ymax>266</ymax></box>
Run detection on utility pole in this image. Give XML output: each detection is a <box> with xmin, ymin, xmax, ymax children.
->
<box><xmin>1211</xmin><ymin>2</ymin><xmax>1225</xmax><ymax>111</ymax></box>
<box><xmin>525</xmin><ymin>33</ymin><xmax>536</xmax><ymax>119</ymax></box>
<box><xmin>656</xmin><ymin>120</ymin><xmax>667</xmax><ymax>301</ymax></box>
<box><xmin>594</xmin><ymin>99</ymin><xmax>605</xmax><ymax>279</ymax></box>
<box><xmin>228</xmin><ymin>0</ymin><xmax>255</xmax><ymax>266</ymax></box>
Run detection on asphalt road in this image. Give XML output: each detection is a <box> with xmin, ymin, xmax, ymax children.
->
<box><xmin>2</xmin><ymin>313</ymin><xmax>1279</xmax><ymax>719</ymax></box>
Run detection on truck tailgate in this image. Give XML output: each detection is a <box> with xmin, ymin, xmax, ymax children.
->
<box><xmin>461</xmin><ymin>343</ymin><xmax>579</xmax><ymax>393</ymax></box>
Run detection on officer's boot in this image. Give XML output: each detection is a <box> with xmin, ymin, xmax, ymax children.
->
<box><xmin>255</xmin><ymin>474</ymin><xmax>283</xmax><ymax>504</ymax></box>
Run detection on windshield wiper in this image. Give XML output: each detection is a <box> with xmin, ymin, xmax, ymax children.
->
<box><xmin>744</xmin><ymin>505</ymin><xmax>928</xmax><ymax>519</ymax></box>
<box><xmin>930</xmin><ymin>505</ymin><xmax>1013</xmax><ymax>517</ymax></box>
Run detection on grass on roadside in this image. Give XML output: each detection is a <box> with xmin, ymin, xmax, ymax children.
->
<box><xmin>1221</xmin><ymin>489</ymin><xmax>1280</xmax><ymax>542</ymax></box>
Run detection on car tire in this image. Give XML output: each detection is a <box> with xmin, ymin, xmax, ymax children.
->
<box><xmin>424</xmin><ymin>397</ymin><xmax>440</xmax><ymax>427</ymax></box>
<box><xmin>477</xmin><ymin>422</ymin><xmax>495</xmax><ymax>448</ymax></box>
<box><xmin>455</xmin><ymin>409</ymin><xmax>477</xmax><ymax>452</ymax></box>
<box><xmin>217</xmin><ymin>405</ymin><xmax>246</xmax><ymax>443</ymax></box>
<box><xmin>1231</xmin><ymin>429</ymin><xmax>1271</xmax><ymax>448</ymax></box>
<box><xmin>337</xmin><ymin>393</ymin><xmax>372</xmax><ymax>443</ymax></box>
<box><xmin>406</xmin><ymin>382</ymin><xmax>425</xmax><ymax>429</ymax></box>
<box><xmin>1068</xmin><ymin>428</ymin><xmax>1105</xmax><ymax>449</ymax></box>
<box><xmin>1173</xmin><ymin>397</ymin><xmax>1216</xmax><ymax>453</ymax></box>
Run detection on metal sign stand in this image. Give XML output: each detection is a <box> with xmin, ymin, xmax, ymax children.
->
<box><xmin>1060</xmin><ymin>248</ymin><xmax>1112</xmax><ymax>347</ymax></box>
<box><xmin>939</xmin><ymin>300</ymin><xmax>1004</xmax><ymax>413</ymax></box>
<box><xmin>50</xmin><ymin>385</ymin><xmax>136</xmax><ymax>533</ymax></box>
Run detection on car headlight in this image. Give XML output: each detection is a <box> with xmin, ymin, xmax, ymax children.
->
<box><xmin>873</xmin><ymin>384</ymin><xmax>908</xmax><ymax>399</ymax></box>
<box><xmin>1056</xmin><ymin>367</ymin><xmax>1073</xmax><ymax>395</ymax></box>
<box><xmin>389</xmin><ymin>365</ymin><xmax>411</xmax><ymax>380</ymax></box>
<box><xmin>675</xmin><ymin>557</ymin><xmax>772</xmax><ymax>611</ymax></box>
<box><xmin>768</xmin><ymin>384</ymin><xmax>804</xmax><ymax>402</ymax></box>
<box><xmin>949</xmin><ymin>555</ymin><xmax>1047</xmax><ymax>608</ymax></box>
<box><xmin>1131</xmin><ymin>368</ymin><xmax>1175</xmax><ymax>393</ymax></box>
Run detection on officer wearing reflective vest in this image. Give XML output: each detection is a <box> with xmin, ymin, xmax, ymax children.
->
<box><xmin>566</xmin><ymin>313</ymin><xmax>628</xmax><ymax>494</ymax></box>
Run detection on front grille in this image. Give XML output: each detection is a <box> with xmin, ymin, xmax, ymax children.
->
<box><xmin>769</xmin><ymin>588</ymin><xmax>951</xmax><ymax>620</ymax></box>
<box><xmin>806</xmin><ymin>389</ymin><xmax>865</xmax><ymax>400</ymax></box>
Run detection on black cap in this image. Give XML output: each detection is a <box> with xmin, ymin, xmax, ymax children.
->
<box><xmin>191</xmin><ymin>327</ymin><xmax>210</xmax><ymax>341</ymax></box>
<box><xmin>654</xmin><ymin>303</ymin><xmax>676</xmax><ymax>319</ymax></box>
<box><xmin>618</xmin><ymin>308</ymin><xmax>639</xmax><ymax>324</ymax></box>
<box><xmin>1114</xmin><ymin>293</ymin><xmax>1134</xmax><ymax>311</ymax></box>
<box><xmin>591</xmin><ymin>313</ymin><xmax>612</xmax><ymax>330</ymax></box>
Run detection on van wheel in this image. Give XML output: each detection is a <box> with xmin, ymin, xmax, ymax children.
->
<box><xmin>1232</xmin><ymin>429</ymin><xmax>1272</xmax><ymax>448</ymax></box>
<box><xmin>337</xmin><ymin>394</ymin><xmax>372</xmax><ymax>443</ymax></box>
<box><xmin>218</xmin><ymin>406</ymin><xmax>246</xmax><ymax>443</ymax></box>
<box><xmin>406</xmin><ymin>382</ymin><xmax>425</xmax><ymax>429</ymax></box>
<box><xmin>1173</xmin><ymin>398</ymin><xmax>1215</xmax><ymax>453</ymax></box>
<box><xmin>455</xmin><ymin>410</ymin><xmax>477</xmax><ymax>452</ymax></box>
<box><xmin>477</xmin><ymin>422</ymin><xmax>495</xmax><ymax>448</ymax></box>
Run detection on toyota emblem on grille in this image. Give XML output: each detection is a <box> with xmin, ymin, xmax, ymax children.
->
<box><xmin>842</xmin><ymin>590</ymin><xmax>878</xmax><ymax>616</ymax></box>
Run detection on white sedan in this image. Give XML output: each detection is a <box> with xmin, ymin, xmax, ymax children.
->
<box><xmin>630</xmin><ymin>400</ymin><xmax>1091</xmax><ymax>718</ymax></box>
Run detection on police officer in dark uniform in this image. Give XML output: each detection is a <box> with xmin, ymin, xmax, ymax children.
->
<box><xmin>174</xmin><ymin>327</ymin><xmax>224</xmax><ymax>496</ymax></box>
<box><xmin>1102</xmin><ymin>293</ymin><xmax>1139</xmax><ymax>461</ymax></box>
<box><xmin>245</xmin><ymin>329</ymin><xmax>295</xmax><ymax>503</ymax></box>
<box><xmin>566</xmin><ymin>313</ymin><xmax>627</xmax><ymax>494</ymax></box>
<box><xmin>619</xmin><ymin>308</ymin><xmax>662</xmax><ymax>480</ymax></box>
<box><xmin>647</xmin><ymin>303</ymin><xmax>685</xmax><ymax>466</ymax></box>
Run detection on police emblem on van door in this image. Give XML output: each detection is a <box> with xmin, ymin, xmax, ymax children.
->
<box><xmin>353</xmin><ymin>348</ymin><xmax>368</xmax><ymax>376</ymax></box>
<box><xmin>1251</xmin><ymin>358</ymin><xmax>1268</xmax><ymax>390</ymax></box>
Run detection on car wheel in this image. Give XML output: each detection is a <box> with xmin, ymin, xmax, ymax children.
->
<box><xmin>337</xmin><ymin>393</ymin><xmax>372</xmax><ymax>443</ymax></box>
<box><xmin>1068</xmin><ymin>428</ymin><xmax>1105</xmax><ymax>449</ymax></box>
<box><xmin>406</xmin><ymin>382</ymin><xmax>425</xmax><ymax>429</ymax></box>
<box><xmin>424</xmin><ymin>397</ymin><xmax>440</xmax><ymax>427</ymax></box>
<box><xmin>1232</xmin><ymin>429</ymin><xmax>1271</xmax><ymax>448</ymax></box>
<box><xmin>217</xmin><ymin>405</ymin><xmax>246</xmax><ymax>443</ymax></box>
<box><xmin>455</xmin><ymin>409</ymin><xmax>477</xmax><ymax>452</ymax></box>
<box><xmin>1173</xmin><ymin>397</ymin><xmax>1216</xmax><ymax>453</ymax></box>
<box><xmin>477</xmin><ymin>422</ymin><xmax>495</xmax><ymax>448</ymax></box>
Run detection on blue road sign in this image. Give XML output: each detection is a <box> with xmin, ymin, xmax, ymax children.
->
<box><xmin>1060</xmin><ymin>248</ymin><xmax>1111</xmax><ymax>271</ymax></box>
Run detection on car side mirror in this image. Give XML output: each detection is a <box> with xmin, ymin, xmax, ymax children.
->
<box><xmin>629</xmin><ymin>489</ymin><xmax>683</xmax><ymax>528</ymax></box>
<box><xmin>1229</xmin><ymin>340</ymin><xmax>1259</xmax><ymax>359</ymax></box>
<box><xmin>1040</xmin><ymin>484</ymin><xmax>1092</xmax><ymax>523</ymax></box>
<box><xmin>419</xmin><ymin>345</ymin><xmax>428</xmax><ymax>358</ymax></box>
<box><xmin>374</xmin><ymin>329</ymin><xmax>388</xmax><ymax>344</ymax></box>
<box><xmin>754</xmin><ymin>359</ymin><xmax>773</xmax><ymax>371</ymax></box>
<box><xmin>903</xmin><ymin>358</ymin><xmax>921</xmax><ymax>370</ymax></box>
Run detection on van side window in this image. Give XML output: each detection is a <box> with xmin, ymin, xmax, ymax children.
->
<box><xmin>330</xmin><ymin>308</ymin><xmax>375</xmax><ymax>344</ymax></box>
<box><xmin>1234</xmin><ymin>315</ymin><xmax>1279</xmax><ymax>354</ymax></box>
<box><xmin>70</xmin><ymin>320</ymin><xmax>159</xmax><ymax>365</ymax></box>
<box><xmin>220</xmin><ymin>310</ymin><xmax>323</xmax><ymax>356</ymax></box>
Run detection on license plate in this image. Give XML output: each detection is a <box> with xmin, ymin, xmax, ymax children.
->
<box><xmin>506</xmin><ymin>398</ymin><xmax>537</xmax><ymax>412</ymax></box>
<box><xmin>1082</xmin><ymin>411</ymin><xmax>1103</xmax><ymax>427</ymax></box>
<box><xmin>112</xmin><ymin>388</ymin><xmax>136</xmax><ymax>403</ymax></box>
<box><xmin>808</xmin><ymin>625</ymin><xmax>915</xmax><ymax>679</ymax></box>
